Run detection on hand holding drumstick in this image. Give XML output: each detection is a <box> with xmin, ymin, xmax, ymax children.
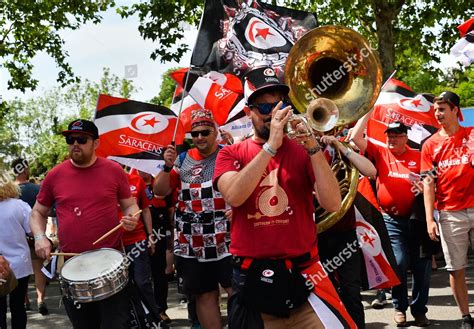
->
<box><xmin>93</xmin><ymin>209</ymin><xmax>142</xmax><ymax>245</ymax></box>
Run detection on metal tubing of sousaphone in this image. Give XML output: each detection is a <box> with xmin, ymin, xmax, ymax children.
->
<box><xmin>284</xmin><ymin>25</ymin><xmax>382</xmax><ymax>233</ymax></box>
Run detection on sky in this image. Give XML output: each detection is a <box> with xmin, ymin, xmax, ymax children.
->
<box><xmin>0</xmin><ymin>3</ymin><xmax>197</xmax><ymax>103</ymax></box>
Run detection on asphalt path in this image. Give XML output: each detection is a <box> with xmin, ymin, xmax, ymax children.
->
<box><xmin>7</xmin><ymin>258</ymin><xmax>474</xmax><ymax>328</ymax></box>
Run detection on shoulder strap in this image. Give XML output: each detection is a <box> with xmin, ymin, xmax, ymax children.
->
<box><xmin>178</xmin><ymin>151</ymin><xmax>188</xmax><ymax>168</ymax></box>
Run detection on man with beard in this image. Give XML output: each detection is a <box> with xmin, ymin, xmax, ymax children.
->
<box><xmin>422</xmin><ymin>91</ymin><xmax>474</xmax><ymax>329</ymax></box>
<box><xmin>154</xmin><ymin>109</ymin><xmax>232</xmax><ymax>329</ymax></box>
<box><xmin>213</xmin><ymin>67</ymin><xmax>355</xmax><ymax>328</ymax></box>
<box><xmin>30</xmin><ymin>119</ymin><xmax>139</xmax><ymax>329</ymax></box>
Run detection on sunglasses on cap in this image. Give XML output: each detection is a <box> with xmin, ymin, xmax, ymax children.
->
<box><xmin>65</xmin><ymin>135</ymin><xmax>91</xmax><ymax>145</ymax></box>
<box><xmin>190</xmin><ymin>129</ymin><xmax>212</xmax><ymax>138</ymax></box>
<box><xmin>249</xmin><ymin>100</ymin><xmax>291</xmax><ymax>115</ymax></box>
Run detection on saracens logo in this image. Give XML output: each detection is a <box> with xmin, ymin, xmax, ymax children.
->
<box><xmin>129</xmin><ymin>112</ymin><xmax>169</xmax><ymax>135</ymax></box>
<box><xmin>263</xmin><ymin>68</ymin><xmax>275</xmax><ymax>76</ymax></box>
<box><xmin>398</xmin><ymin>95</ymin><xmax>431</xmax><ymax>113</ymax></box>
<box><xmin>245</xmin><ymin>17</ymin><xmax>287</xmax><ymax>50</ymax></box>
<box><xmin>262</xmin><ymin>269</ymin><xmax>274</xmax><ymax>277</ymax></box>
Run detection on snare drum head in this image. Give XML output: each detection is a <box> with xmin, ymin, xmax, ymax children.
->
<box><xmin>61</xmin><ymin>248</ymin><xmax>124</xmax><ymax>281</ymax></box>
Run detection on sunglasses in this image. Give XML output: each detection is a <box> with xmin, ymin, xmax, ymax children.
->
<box><xmin>65</xmin><ymin>135</ymin><xmax>91</xmax><ymax>145</ymax></box>
<box><xmin>249</xmin><ymin>100</ymin><xmax>291</xmax><ymax>115</ymax></box>
<box><xmin>190</xmin><ymin>129</ymin><xmax>212</xmax><ymax>138</ymax></box>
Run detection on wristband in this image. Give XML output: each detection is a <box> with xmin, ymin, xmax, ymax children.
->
<box><xmin>34</xmin><ymin>233</ymin><xmax>47</xmax><ymax>241</ymax></box>
<box><xmin>163</xmin><ymin>164</ymin><xmax>173</xmax><ymax>173</ymax></box>
<box><xmin>262</xmin><ymin>143</ymin><xmax>277</xmax><ymax>157</ymax></box>
<box><xmin>344</xmin><ymin>148</ymin><xmax>352</xmax><ymax>158</ymax></box>
<box><xmin>307</xmin><ymin>144</ymin><xmax>321</xmax><ymax>156</ymax></box>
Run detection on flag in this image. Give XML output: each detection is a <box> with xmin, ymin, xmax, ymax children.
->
<box><xmin>450</xmin><ymin>17</ymin><xmax>474</xmax><ymax>67</ymax></box>
<box><xmin>367</xmin><ymin>78</ymin><xmax>440</xmax><ymax>150</ymax></box>
<box><xmin>170</xmin><ymin>68</ymin><xmax>244</xmax><ymax>125</ymax></box>
<box><xmin>170</xmin><ymin>84</ymin><xmax>201</xmax><ymax>133</ymax></box>
<box><xmin>355</xmin><ymin>177</ymin><xmax>400</xmax><ymax>290</ymax></box>
<box><xmin>95</xmin><ymin>94</ymin><xmax>185</xmax><ymax>176</ymax></box>
<box><xmin>191</xmin><ymin>0</ymin><xmax>317</xmax><ymax>80</ymax></box>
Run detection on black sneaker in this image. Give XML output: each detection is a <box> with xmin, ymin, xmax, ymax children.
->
<box><xmin>38</xmin><ymin>302</ymin><xmax>49</xmax><ymax>315</ymax></box>
<box><xmin>461</xmin><ymin>315</ymin><xmax>473</xmax><ymax>329</ymax></box>
<box><xmin>371</xmin><ymin>289</ymin><xmax>387</xmax><ymax>309</ymax></box>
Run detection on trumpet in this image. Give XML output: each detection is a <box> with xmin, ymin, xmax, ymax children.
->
<box><xmin>286</xmin><ymin>98</ymin><xmax>339</xmax><ymax>139</ymax></box>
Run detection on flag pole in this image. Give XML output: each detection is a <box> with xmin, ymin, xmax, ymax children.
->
<box><xmin>171</xmin><ymin>68</ymin><xmax>193</xmax><ymax>145</ymax></box>
<box><xmin>170</xmin><ymin>2</ymin><xmax>207</xmax><ymax>145</ymax></box>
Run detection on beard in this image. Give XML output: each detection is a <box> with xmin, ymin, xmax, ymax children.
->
<box><xmin>252</xmin><ymin>117</ymin><xmax>271</xmax><ymax>140</ymax></box>
<box><xmin>69</xmin><ymin>148</ymin><xmax>93</xmax><ymax>165</ymax></box>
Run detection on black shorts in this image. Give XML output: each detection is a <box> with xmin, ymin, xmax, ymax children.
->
<box><xmin>175</xmin><ymin>256</ymin><xmax>232</xmax><ymax>295</ymax></box>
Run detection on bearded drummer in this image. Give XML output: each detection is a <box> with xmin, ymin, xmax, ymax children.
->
<box><xmin>30</xmin><ymin>119</ymin><xmax>139</xmax><ymax>329</ymax></box>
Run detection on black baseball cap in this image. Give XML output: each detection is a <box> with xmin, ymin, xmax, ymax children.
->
<box><xmin>243</xmin><ymin>67</ymin><xmax>289</xmax><ymax>105</ymax></box>
<box><xmin>385</xmin><ymin>121</ymin><xmax>408</xmax><ymax>134</ymax></box>
<box><xmin>434</xmin><ymin>91</ymin><xmax>464</xmax><ymax>121</ymax></box>
<box><xmin>62</xmin><ymin>119</ymin><xmax>99</xmax><ymax>139</ymax></box>
<box><xmin>434</xmin><ymin>91</ymin><xmax>460</xmax><ymax>108</ymax></box>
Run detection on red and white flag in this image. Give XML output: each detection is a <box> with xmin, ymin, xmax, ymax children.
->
<box><xmin>367</xmin><ymin>78</ymin><xmax>440</xmax><ymax>150</ymax></box>
<box><xmin>169</xmin><ymin>68</ymin><xmax>245</xmax><ymax>126</ymax></box>
<box><xmin>95</xmin><ymin>94</ymin><xmax>185</xmax><ymax>176</ymax></box>
<box><xmin>355</xmin><ymin>177</ymin><xmax>401</xmax><ymax>289</ymax></box>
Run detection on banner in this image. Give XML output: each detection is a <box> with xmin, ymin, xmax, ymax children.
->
<box><xmin>170</xmin><ymin>68</ymin><xmax>244</xmax><ymax>125</ymax></box>
<box><xmin>354</xmin><ymin>177</ymin><xmax>400</xmax><ymax>290</ymax></box>
<box><xmin>191</xmin><ymin>0</ymin><xmax>317</xmax><ymax>79</ymax></box>
<box><xmin>95</xmin><ymin>94</ymin><xmax>185</xmax><ymax>176</ymax></box>
<box><xmin>367</xmin><ymin>78</ymin><xmax>440</xmax><ymax>150</ymax></box>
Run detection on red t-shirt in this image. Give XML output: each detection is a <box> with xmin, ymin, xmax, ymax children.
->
<box><xmin>213</xmin><ymin>137</ymin><xmax>317</xmax><ymax>259</ymax></box>
<box><xmin>122</xmin><ymin>174</ymin><xmax>151</xmax><ymax>246</ymax></box>
<box><xmin>37</xmin><ymin>158</ymin><xmax>131</xmax><ymax>253</ymax></box>
<box><xmin>366</xmin><ymin>141</ymin><xmax>420</xmax><ymax>218</ymax></box>
<box><xmin>421</xmin><ymin>126</ymin><xmax>474</xmax><ymax>211</ymax></box>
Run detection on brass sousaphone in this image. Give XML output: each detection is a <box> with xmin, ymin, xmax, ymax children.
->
<box><xmin>284</xmin><ymin>25</ymin><xmax>383</xmax><ymax>233</ymax></box>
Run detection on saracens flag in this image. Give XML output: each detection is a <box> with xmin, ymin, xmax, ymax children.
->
<box><xmin>191</xmin><ymin>0</ymin><xmax>317</xmax><ymax>79</ymax></box>
<box><xmin>367</xmin><ymin>78</ymin><xmax>440</xmax><ymax>150</ymax></box>
<box><xmin>95</xmin><ymin>94</ymin><xmax>185</xmax><ymax>176</ymax></box>
<box><xmin>354</xmin><ymin>177</ymin><xmax>401</xmax><ymax>290</ymax></box>
<box><xmin>169</xmin><ymin>68</ymin><xmax>245</xmax><ymax>125</ymax></box>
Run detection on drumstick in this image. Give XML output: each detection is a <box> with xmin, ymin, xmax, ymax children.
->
<box><xmin>92</xmin><ymin>209</ymin><xmax>143</xmax><ymax>245</ymax></box>
<box><xmin>51</xmin><ymin>252</ymin><xmax>80</xmax><ymax>257</ymax></box>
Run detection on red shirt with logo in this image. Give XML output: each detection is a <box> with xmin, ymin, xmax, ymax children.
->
<box><xmin>213</xmin><ymin>137</ymin><xmax>317</xmax><ymax>259</ymax></box>
<box><xmin>366</xmin><ymin>141</ymin><xmax>420</xmax><ymax>218</ymax></box>
<box><xmin>421</xmin><ymin>126</ymin><xmax>474</xmax><ymax>211</ymax></box>
<box><xmin>122</xmin><ymin>173</ymin><xmax>151</xmax><ymax>246</ymax></box>
<box><xmin>37</xmin><ymin>158</ymin><xmax>131</xmax><ymax>253</ymax></box>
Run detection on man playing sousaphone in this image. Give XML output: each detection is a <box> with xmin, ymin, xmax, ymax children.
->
<box><xmin>213</xmin><ymin>67</ymin><xmax>356</xmax><ymax>328</ymax></box>
<box><xmin>30</xmin><ymin>119</ymin><xmax>139</xmax><ymax>329</ymax></box>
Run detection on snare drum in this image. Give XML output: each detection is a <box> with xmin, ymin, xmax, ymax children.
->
<box><xmin>60</xmin><ymin>248</ymin><xmax>128</xmax><ymax>303</ymax></box>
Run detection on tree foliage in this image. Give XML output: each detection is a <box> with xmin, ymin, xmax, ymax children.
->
<box><xmin>126</xmin><ymin>0</ymin><xmax>473</xmax><ymax>83</ymax></box>
<box><xmin>0</xmin><ymin>0</ymin><xmax>114</xmax><ymax>92</ymax></box>
<box><xmin>0</xmin><ymin>68</ymin><xmax>137</xmax><ymax>176</ymax></box>
<box><xmin>149</xmin><ymin>67</ymin><xmax>181</xmax><ymax>107</ymax></box>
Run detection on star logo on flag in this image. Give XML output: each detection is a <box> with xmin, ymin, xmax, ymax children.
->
<box><xmin>143</xmin><ymin>117</ymin><xmax>159</xmax><ymax>127</ymax></box>
<box><xmin>255</xmin><ymin>27</ymin><xmax>273</xmax><ymax>40</ymax></box>
<box><xmin>361</xmin><ymin>232</ymin><xmax>376</xmax><ymax>248</ymax></box>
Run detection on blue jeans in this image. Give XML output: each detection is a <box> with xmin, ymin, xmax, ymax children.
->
<box><xmin>384</xmin><ymin>213</ymin><xmax>431</xmax><ymax>316</ymax></box>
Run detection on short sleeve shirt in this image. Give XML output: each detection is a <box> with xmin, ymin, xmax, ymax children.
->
<box><xmin>421</xmin><ymin>127</ymin><xmax>474</xmax><ymax>211</ymax></box>
<box><xmin>366</xmin><ymin>141</ymin><xmax>420</xmax><ymax>218</ymax></box>
<box><xmin>37</xmin><ymin>158</ymin><xmax>132</xmax><ymax>253</ymax></box>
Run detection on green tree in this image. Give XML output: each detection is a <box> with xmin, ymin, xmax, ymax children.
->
<box><xmin>0</xmin><ymin>0</ymin><xmax>114</xmax><ymax>92</ymax></box>
<box><xmin>149</xmin><ymin>67</ymin><xmax>182</xmax><ymax>107</ymax></box>
<box><xmin>0</xmin><ymin>67</ymin><xmax>137</xmax><ymax>177</ymax></box>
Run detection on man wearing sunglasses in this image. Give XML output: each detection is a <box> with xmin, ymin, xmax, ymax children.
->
<box><xmin>30</xmin><ymin>119</ymin><xmax>140</xmax><ymax>328</ymax></box>
<box><xmin>213</xmin><ymin>67</ymin><xmax>356</xmax><ymax>328</ymax></box>
<box><xmin>154</xmin><ymin>109</ymin><xmax>232</xmax><ymax>329</ymax></box>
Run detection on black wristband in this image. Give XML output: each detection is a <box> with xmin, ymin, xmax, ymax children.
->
<box><xmin>163</xmin><ymin>164</ymin><xmax>173</xmax><ymax>173</ymax></box>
